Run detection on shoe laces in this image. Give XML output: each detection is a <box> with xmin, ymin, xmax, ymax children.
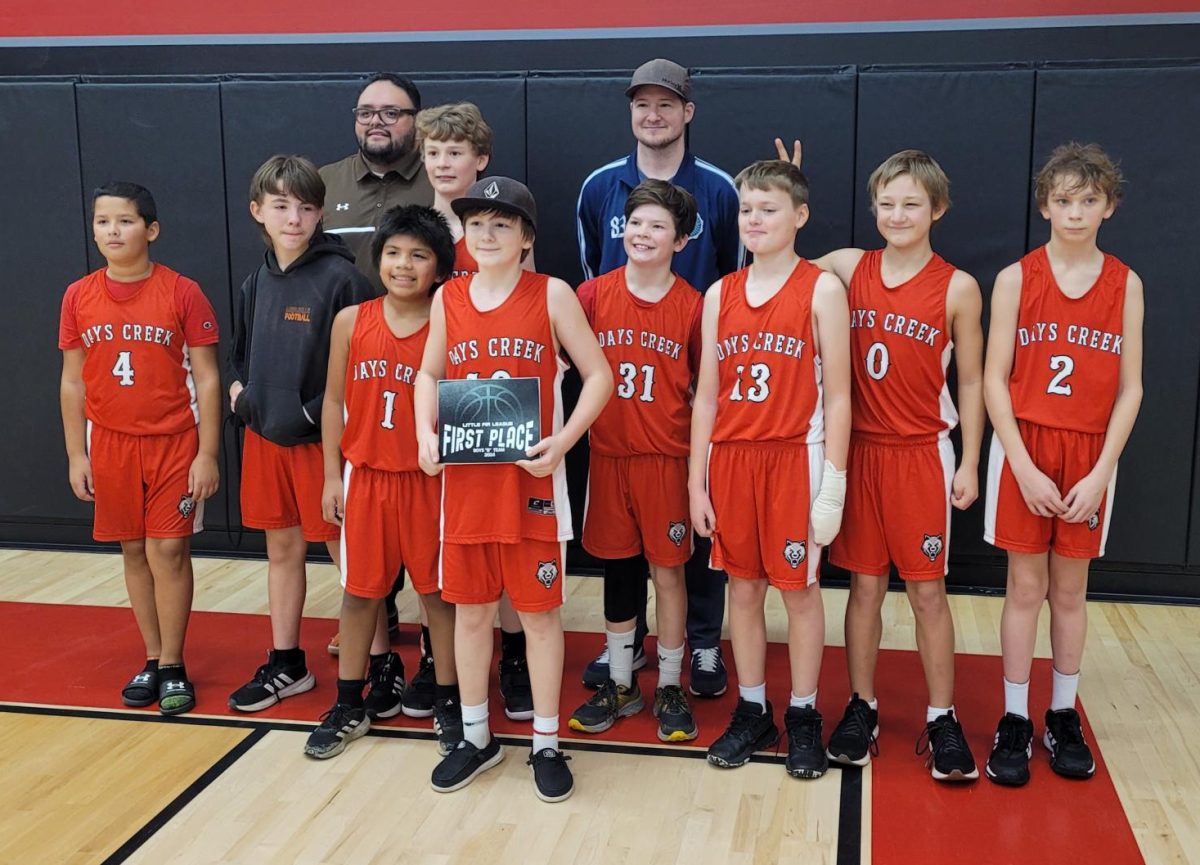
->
<box><xmin>251</xmin><ymin>662</ymin><xmax>275</xmax><ymax>685</ymax></box>
<box><xmin>1051</xmin><ymin>710</ymin><xmax>1087</xmax><ymax>747</ymax></box>
<box><xmin>692</xmin><ymin>646</ymin><xmax>721</xmax><ymax>674</ymax></box>
<box><xmin>319</xmin><ymin>703</ymin><xmax>357</xmax><ymax>729</ymax></box>
<box><xmin>917</xmin><ymin>711</ymin><xmax>968</xmax><ymax>760</ymax></box>
<box><xmin>994</xmin><ymin>713</ymin><xmax>1032</xmax><ymax>752</ymax></box>
<box><xmin>726</xmin><ymin>700</ymin><xmax>766</xmax><ymax>739</ymax></box>
<box><xmin>839</xmin><ymin>700</ymin><xmax>880</xmax><ymax>756</ymax></box>
<box><xmin>658</xmin><ymin>685</ymin><xmax>689</xmax><ymax>716</ymax></box>
<box><xmin>786</xmin><ymin>708</ymin><xmax>823</xmax><ymax>750</ymax></box>
<box><xmin>527</xmin><ymin>748</ymin><xmax>572</xmax><ymax>768</ymax></box>
<box><xmin>587</xmin><ymin>678</ymin><xmax>619</xmax><ymax>711</ymax></box>
<box><xmin>369</xmin><ymin>654</ymin><xmax>398</xmax><ymax>688</ymax></box>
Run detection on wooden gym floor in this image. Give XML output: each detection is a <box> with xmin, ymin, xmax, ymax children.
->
<box><xmin>0</xmin><ymin>547</ymin><xmax>1196</xmax><ymax>865</ymax></box>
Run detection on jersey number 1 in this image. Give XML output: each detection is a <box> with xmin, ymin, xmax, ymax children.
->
<box><xmin>111</xmin><ymin>351</ymin><xmax>134</xmax><ymax>387</ymax></box>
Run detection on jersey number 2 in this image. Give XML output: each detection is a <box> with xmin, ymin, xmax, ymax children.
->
<box><xmin>1047</xmin><ymin>355</ymin><xmax>1074</xmax><ymax>396</ymax></box>
<box><xmin>111</xmin><ymin>351</ymin><xmax>134</xmax><ymax>387</ymax></box>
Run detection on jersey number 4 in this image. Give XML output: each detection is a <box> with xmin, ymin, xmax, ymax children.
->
<box><xmin>616</xmin><ymin>362</ymin><xmax>656</xmax><ymax>402</ymax></box>
<box><xmin>729</xmin><ymin>363</ymin><xmax>771</xmax><ymax>402</ymax></box>
<box><xmin>111</xmin><ymin>351</ymin><xmax>135</xmax><ymax>386</ymax></box>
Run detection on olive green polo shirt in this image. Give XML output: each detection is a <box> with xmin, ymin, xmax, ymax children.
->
<box><xmin>319</xmin><ymin>149</ymin><xmax>434</xmax><ymax>286</ymax></box>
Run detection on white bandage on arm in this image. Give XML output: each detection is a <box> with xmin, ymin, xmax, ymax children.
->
<box><xmin>809</xmin><ymin>460</ymin><xmax>847</xmax><ymax>546</ymax></box>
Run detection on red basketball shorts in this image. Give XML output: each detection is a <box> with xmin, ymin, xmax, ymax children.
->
<box><xmin>439</xmin><ymin>539</ymin><xmax>566</xmax><ymax>612</ymax></box>
<box><xmin>984</xmin><ymin>420</ymin><xmax>1115</xmax><ymax>559</ymax></box>
<box><xmin>340</xmin><ymin>464</ymin><xmax>441</xmax><ymax>598</ymax></box>
<box><xmin>706</xmin><ymin>441</ymin><xmax>824</xmax><ymax>590</ymax></box>
<box><xmin>240</xmin><ymin>428</ymin><xmax>338</xmax><ymax>542</ymax></box>
<box><xmin>830</xmin><ymin>434</ymin><xmax>955</xmax><ymax>581</ymax></box>
<box><xmin>583</xmin><ymin>453</ymin><xmax>692</xmax><ymax>567</ymax></box>
<box><xmin>88</xmin><ymin>422</ymin><xmax>201</xmax><ymax>542</ymax></box>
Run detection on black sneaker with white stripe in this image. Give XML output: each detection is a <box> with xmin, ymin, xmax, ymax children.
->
<box><xmin>364</xmin><ymin>652</ymin><xmax>406</xmax><ymax>720</ymax></box>
<box><xmin>304</xmin><ymin>703</ymin><xmax>370</xmax><ymax>759</ymax></box>
<box><xmin>228</xmin><ymin>650</ymin><xmax>316</xmax><ymax>712</ymax></box>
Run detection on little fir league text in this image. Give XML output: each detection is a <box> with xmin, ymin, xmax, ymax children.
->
<box><xmin>442</xmin><ymin>420</ymin><xmax>538</xmax><ymax>459</ymax></box>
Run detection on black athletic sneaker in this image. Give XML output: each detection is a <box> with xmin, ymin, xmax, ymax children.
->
<box><xmin>364</xmin><ymin>652</ymin><xmax>406</xmax><ymax>720</ymax></box>
<box><xmin>401</xmin><ymin>653</ymin><xmax>436</xmax><ymax>718</ymax></box>
<box><xmin>784</xmin><ymin>706</ymin><xmax>829</xmax><ymax>779</ymax></box>
<box><xmin>707</xmin><ymin>699</ymin><xmax>780</xmax><ymax>768</ymax></box>
<box><xmin>431</xmin><ymin>737</ymin><xmax>505</xmax><ymax>793</ymax></box>
<box><xmin>917</xmin><ymin>710</ymin><xmax>979</xmax><ymax>782</ymax></box>
<box><xmin>568</xmin><ymin>677</ymin><xmax>645</xmax><ymax>734</ymax></box>
<box><xmin>985</xmin><ymin>712</ymin><xmax>1035</xmax><ymax>786</ymax></box>
<box><xmin>653</xmin><ymin>684</ymin><xmax>698</xmax><ymax>742</ymax></box>
<box><xmin>499</xmin><ymin>656</ymin><xmax>535</xmax><ymax>721</ymax></box>
<box><xmin>689</xmin><ymin>646</ymin><xmax>728</xmax><ymax>698</ymax></box>
<box><xmin>1043</xmin><ymin>708</ymin><xmax>1096</xmax><ymax>779</ymax></box>
<box><xmin>826</xmin><ymin>694</ymin><xmax>880</xmax><ymax>766</ymax></box>
<box><xmin>433</xmin><ymin>695</ymin><xmax>464</xmax><ymax>756</ymax></box>
<box><xmin>528</xmin><ymin>748</ymin><xmax>574</xmax><ymax>802</ymax></box>
<box><xmin>229</xmin><ymin>651</ymin><xmax>316</xmax><ymax>712</ymax></box>
<box><xmin>304</xmin><ymin>703</ymin><xmax>370</xmax><ymax>759</ymax></box>
<box><xmin>581</xmin><ymin>640</ymin><xmax>648</xmax><ymax>689</ymax></box>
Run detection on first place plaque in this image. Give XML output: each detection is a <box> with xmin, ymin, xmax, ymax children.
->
<box><xmin>437</xmin><ymin>377</ymin><xmax>541</xmax><ymax>464</ymax></box>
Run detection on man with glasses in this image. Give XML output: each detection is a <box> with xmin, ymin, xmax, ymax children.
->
<box><xmin>321</xmin><ymin>73</ymin><xmax>434</xmax><ymax>285</ymax></box>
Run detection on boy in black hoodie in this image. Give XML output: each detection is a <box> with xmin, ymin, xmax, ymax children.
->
<box><xmin>227</xmin><ymin>155</ymin><xmax>377</xmax><ymax>711</ymax></box>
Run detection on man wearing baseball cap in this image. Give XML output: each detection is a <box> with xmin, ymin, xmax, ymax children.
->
<box><xmin>575</xmin><ymin>59</ymin><xmax>741</xmax><ymax>700</ymax></box>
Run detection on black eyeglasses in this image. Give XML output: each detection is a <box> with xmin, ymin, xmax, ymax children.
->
<box><xmin>352</xmin><ymin>107</ymin><xmax>417</xmax><ymax>125</ymax></box>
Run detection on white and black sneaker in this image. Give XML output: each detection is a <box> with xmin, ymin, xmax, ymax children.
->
<box><xmin>431</xmin><ymin>737</ymin><xmax>505</xmax><ymax>793</ymax></box>
<box><xmin>364</xmin><ymin>652</ymin><xmax>406</xmax><ymax>720</ymax></box>
<box><xmin>228</xmin><ymin>650</ymin><xmax>315</xmax><ymax>712</ymax></box>
<box><xmin>304</xmin><ymin>703</ymin><xmax>370</xmax><ymax>759</ymax></box>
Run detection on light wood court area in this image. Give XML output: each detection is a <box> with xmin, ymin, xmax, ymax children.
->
<box><xmin>1</xmin><ymin>548</ymin><xmax>1198</xmax><ymax>864</ymax></box>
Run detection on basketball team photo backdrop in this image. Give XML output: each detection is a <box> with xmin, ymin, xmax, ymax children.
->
<box><xmin>2</xmin><ymin>3</ymin><xmax>1200</xmax><ymax>864</ymax></box>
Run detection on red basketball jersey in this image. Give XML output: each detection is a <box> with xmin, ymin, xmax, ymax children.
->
<box><xmin>578</xmin><ymin>267</ymin><xmax>701</xmax><ymax>458</ymax></box>
<box><xmin>341</xmin><ymin>297</ymin><xmax>426</xmax><ymax>472</ymax></box>
<box><xmin>1008</xmin><ymin>245</ymin><xmax>1129</xmax><ymax>434</ymax></box>
<box><xmin>711</xmin><ymin>260</ymin><xmax>824</xmax><ymax>445</ymax></box>
<box><xmin>440</xmin><ymin>271</ymin><xmax>570</xmax><ymax>544</ymax></box>
<box><xmin>452</xmin><ymin>238</ymin><xmax>479</xmax><ymax>279</ymax></box>
<box><xmin>848</xmin><ymin>249</ymin><xmax>957</xmax><ymax>437</ymax></box>
<box><xmin>59</xmin><ymin>264</ymin><xmax>219</xmax><ymax>435</ymax></box>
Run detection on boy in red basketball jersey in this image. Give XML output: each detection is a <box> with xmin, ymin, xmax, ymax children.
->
<box><xmin>60</xmin><ymin>182</ymin><xmax>221</xmax><ymax>715</ymax></box>
<box><xmin>415</xmin><ymin>177</ymin><xmax>613</xmax><ymax>802</ymax></box>
<box><xmin>983</xmin><ymin>143</ymin><xmax>1143</xmax><ymax>786</ymax></box>
<box><xmin>227</xmin><ymin>156</ymin><xmax>376</xmax><ymax>712</ymax></box>
<box><xmin>568</xmin><ymin>180</ymin><xmax>702</xmax><ymax>742</ymax></box>
<box><xmin>417</xmin><ymin>104</ymin><xmax>536</xmax><ymax>721</ymax></box>
<box><xmin>304</xmin><ymin>205</ymin><xmax>462</xmax><ymax>758</ymax></box>
<box><xmin>807</xmin><ymin>150</ymin><xmax>984</xmax><ymax>782</ymax></box>
<box><xmin>691</xmin><ymin>161</ymin><xmax>851</xmax><ymax>778</ymax></box>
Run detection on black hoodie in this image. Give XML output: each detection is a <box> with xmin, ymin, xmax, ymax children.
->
<box><xmin>228</xmin><ymin>232</ymin><xmax>377</xmax><ymax>446</ymax></box>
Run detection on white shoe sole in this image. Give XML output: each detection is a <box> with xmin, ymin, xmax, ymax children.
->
<box><xmin>304</xmin><ymin>716</ymin><xmax>371</xmax><ymax>760</ymax></box>
<box><xmin>431</xmin><ymin>745</ymin><xmax>505</xmax><ymax>793</ymax></box>
<box><xmin>230</xmin><ymin>671</ymin><xmax>316</xmax><ymax>713</ymax></box>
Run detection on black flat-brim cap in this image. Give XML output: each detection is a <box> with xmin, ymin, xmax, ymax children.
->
<box><xmin>451</xmin><ymin>177</ymin><xmax>537</xmax><ymax>232</ymax></box>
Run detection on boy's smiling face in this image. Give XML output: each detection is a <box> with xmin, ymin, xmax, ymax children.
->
<box><xmin>93</xmin><ymin>195</ymin><xmax>159</xmax><ymax>267</ymax></box>
<box><xmin>623</xmin><ymin>202</ymin><xmax>685</xmax><ymax>267</ymax></box>
<box><xmin>464</xmin><ymin>211</ymin><xmax>532</xmax><ymax>267</ymax></box>
<box><xmin>378</xmin><ymin>234</ymin><xmax>440</xmax><ymax>300</ymax></box>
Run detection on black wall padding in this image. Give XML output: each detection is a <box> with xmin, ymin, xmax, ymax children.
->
<box><xmin>0</xmin><ymin>82</ymin><xmax>89</xmax><ymax>526</ymax></box>
<box><xmin>689</xmin><ymin>68</ymin><xmax>858</xmax><ymax>261</ymax></box>
<box><xmin>75</xmin><ymin>81</ymin><xmax>235</xmax><ymax>531</ymax></box>
<box><xmin>855</xmin><ymin>67</ymin><xmax>1037</xmax><ymax>562</ymax></box>
<box><xmin>1030</xmin><ymin>65</ymin><xmax>1200</xmax><ymax>568</ymax></box>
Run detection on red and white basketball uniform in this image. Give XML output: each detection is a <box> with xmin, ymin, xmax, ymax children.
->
<box><xmin>985</xmin><ymin>246</ymin><xmax>1129</xmax><ymax>558</ymax></box>
<box><xmin>578</xmin><ymin>267</ymin><xmax>701</xmax><ymax>567</ymax></box>
<box><xmin>452</xmin><ymin>237</ymin><xmax>478</xmax><ymax>279</ymax></box>
<box><xmin>438</xmin><ymin>271</ymin><xmax>569</xmax><ymax>611</ymax></box>
<box><xmin>338</xmin><ymin>298</ymin><xmax>441</xmax><ymax>598</ymax></box>
<box><xmin>59</xmin><ymin>264</ymin><xmax>219</xmax><ymax>540</ymax></box>
<box><xmin>829</xmin><ymin>250</ymin><xmax>958</xmax><ymax>581</ymax></box>
<box><xmin>707</xmin><ymin>260</ymin><xmax>826</xmax><ymax>589</ymax></box>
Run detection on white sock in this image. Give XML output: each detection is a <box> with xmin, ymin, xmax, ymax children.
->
<box><xmin>927</xmin><ymin>704</ymin><xmax>953</xmax><ymax>724</ymax></box>
<box><xmin>1004</xmin><ymin>677</ymin><xmax>1030</xmax><ymax>719</ymax></box>
<box><xmin>1050</xmin><ymin>667</ymin><xmax>1080</xmax><ymax>711</ymax></box>
<box><xmin>657</xmin><ymin>643</ymin><xmax>684</xmax><ymax>688</ymax></box>
<box><xmin>532</xmin><ymin>713</ymin><xmax>559</xmax><ymax>753</ymax></box>
<box><xmin>866</xmin><ymin>697</ymin><xmax>879</xmax><ymax>711</ymax></box>
<box><xmin>739</xmin><ymin>682</ymin><xmax>767</xmax><ymax>712</ymax></box>
<box><xmin>790</xmin><ymin>690</ymin><xmax>817</xmax><ymax>710</ymax></box>
<box><xmin>606</xmin><ymin>627</ymin><xmax>636</xmax><ymax>689</ymax></box>
<box><xmin>462</xmin><ymin>700</ymin><xmax>490</xmax><ymax>749</ymax></box>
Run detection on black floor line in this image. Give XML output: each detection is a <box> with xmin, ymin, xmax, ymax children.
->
<box><xmin>97</xmin><ymin>727</ymin><xmax>269</xmax><ymax>865</ymax></box>
<box><xmin>836</xmin><ymin>765</ymin><xmax>864</xmax><ymax>865</ymax></box>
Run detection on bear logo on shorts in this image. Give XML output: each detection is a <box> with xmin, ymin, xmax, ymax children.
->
<box><xmin>1088</xmin><ymin>511</ymin><xmax>1100</xmax><ymax>531</ymax></box>
<box><xmin>783</xmin><ymin>539</ymin><xmax>806</xmax><ymax>569</ymax></box>
<box><xmin>177</xmin><ymin>495</ymin><xmax>196</xmax><ymax>518</ymax></box>
<box><xmin>921</xmin><ymin>533</ymin><xmax>944</xmax><ymax>562</ymax></box>
<box><xmin>536</xmin><ymin>559</ymin><xmax>559</xmax><ymax>590</ymax></box>
<box><xmin>667</xmin><ymin>520</ymin><xmax>687</xmax><ymax>547</ymax></box>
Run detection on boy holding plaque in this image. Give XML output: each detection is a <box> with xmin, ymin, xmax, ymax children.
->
<box><xmin>415</xmin><ymin>177</ymin><xmax>613</xmax><ymax>803</ymax></box>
